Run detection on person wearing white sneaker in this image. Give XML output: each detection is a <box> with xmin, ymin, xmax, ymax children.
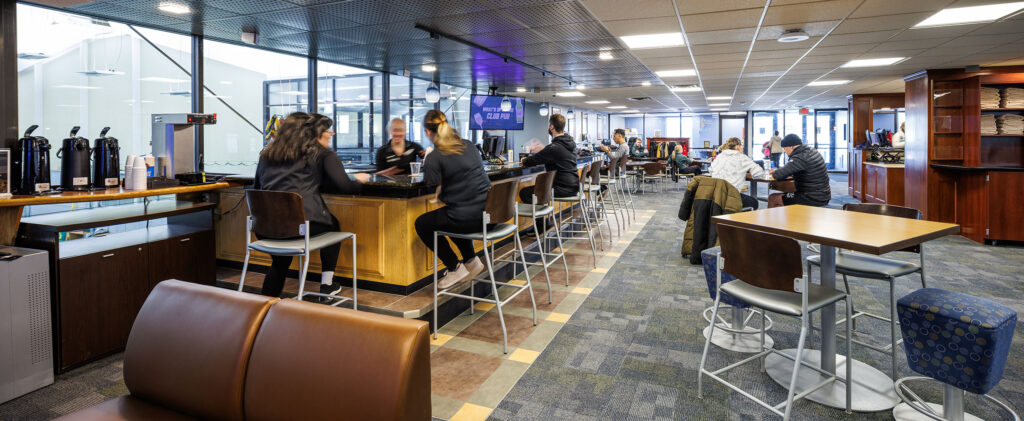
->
<box><xmin>464</xmin><ymin>256</ymin><xmax>486</xmax><ymax>280</ymax></box>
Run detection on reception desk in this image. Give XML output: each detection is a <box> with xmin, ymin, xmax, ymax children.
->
<box><xmin>215</xmin><ymin>156</ymin><xmax>600</xmax><ymax>295</ymax></box>
<box><xmin>862</xmin><ymin>162</ymin><xmax>905</xmax><ymax>206</ymax></box>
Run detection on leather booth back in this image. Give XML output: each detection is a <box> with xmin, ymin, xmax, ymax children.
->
<box><xmin>123</xmin><ymin>280</ymin><xmax>277</xmax><ymax>421</ymax></box>
<box><xmin>243</xmin><ymin>299</ymin><xmax>431</xmax><ymax>421</ymax></box>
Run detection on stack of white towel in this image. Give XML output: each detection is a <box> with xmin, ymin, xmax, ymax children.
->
<box><xmin>997</xmin><ymin>114</ymin><xmax>1024</xmax><ymax>135</ymax></box>
<box><xmin>981</xmin><ymin>87</ymin><xmax>1001</xmax><ymax>109</ymax></box>
<box><xmin>1001</xmin><ymin>88</ymin><xmax>1024</xmax><ymax>108</ymax></box>
<box><xmin>981</xmin><ymin>114</ymin><xmax>998</xmax><ymax>135</ymax></box>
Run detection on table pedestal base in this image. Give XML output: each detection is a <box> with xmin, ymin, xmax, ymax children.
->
<box><xmin>893</xmin><ymin>403</ymin><xmax>982</xmax><ymax>421</ymax></box>
<box><xmin>765</xmin><ymin>349</ymin><xmax>899</xmax><ymax>412</ymax></box>
<box><xmin>703</xmin><ymin>325</ymin><xmax>774</xmax><ymax>353</ymax></box>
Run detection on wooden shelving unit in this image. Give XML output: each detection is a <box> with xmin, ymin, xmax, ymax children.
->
<box><xmin>905</xmin><ymin>66</ymin><xmax>1024</xmax><ymax>244</ymax></box>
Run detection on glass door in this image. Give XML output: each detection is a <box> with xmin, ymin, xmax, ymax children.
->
<box><xmin>751</xmin><ymin>111</ymin><xmax>780</xmax><ymax>162</ymax></box>
<box><xmin>720</xmin><ymin>114</ymin><xmax>746</xmax><ymax>155</ymax></box>
<box><xmin>812</xmin><ymin>109</ymin><xmax>848</xmax><ymax>171</ymax></box>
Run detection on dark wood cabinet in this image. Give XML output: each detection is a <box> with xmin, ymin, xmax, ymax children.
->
<box><xmin>987</xmin><ymin>172</ymin><xmax>1024</xmax><ymax>241</ymax></box>
<box><xmin>148</xmin><ymin>230</ymin><xmax>215</xmax><ymax>288</ymax></box>
<box><xmin>862</xmin><ymin>164</ymin><xmax>905</xmax><ymax>206</ymax></box>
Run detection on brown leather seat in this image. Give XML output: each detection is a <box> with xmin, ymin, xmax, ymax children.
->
<box><xmin>56</xmin><ymin>280</ymin><xmax>431</xmax><ymax>421</ymax></box>
<box><xmin>244</xmin><ymin>299</ymin><xmax>431</xmax><ymax>421</ymax></box>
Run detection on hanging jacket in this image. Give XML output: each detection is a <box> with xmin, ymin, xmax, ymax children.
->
<box><xmin>678</xmin><ymin>176</ymin><xmax>743</xmax><ymax>265</ymax></box>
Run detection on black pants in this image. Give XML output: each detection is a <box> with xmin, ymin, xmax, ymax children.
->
<box><xmin>781</xmin><ymin>192</ymin><xmax>829</xmax><ymax>207</ymax></box>
<box><xmin>740</xmin><ymin>193</ymin><xmax>760</xmax><ymax>210</ymax></box>
<box><xmin>679</xmin><ymin>164</ymin><xmax>701</xmax><ymax>176</ymax></box>
<box><xmin>259</xmin><ymin>218</ymin><xmax>341</xmax><ymax>297</ymax></box>
<box><xmin>415</xmin><ymin>207</ymin><xmax>481</xmax><ymax>270</ymax></box>
<box><xmin>770</xmin><ymin>153</ymin><xmax>781</xmax><ymax>168</ymax></box>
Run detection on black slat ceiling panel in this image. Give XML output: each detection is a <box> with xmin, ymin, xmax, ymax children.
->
<box><xmin>51</xmin><ymin>0</ymin><xmax>659</xmax><ymax>92</ymax></box>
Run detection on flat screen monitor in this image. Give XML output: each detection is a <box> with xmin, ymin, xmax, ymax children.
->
<box><xmin>866</xmin><ymin>130</ymin><xmax>880</xmax><ymax>145</ymax></box>
<box><xmin>470</xmin><ymin>95</ymin><xmax>525</xmax><ymax>130</ymax></box>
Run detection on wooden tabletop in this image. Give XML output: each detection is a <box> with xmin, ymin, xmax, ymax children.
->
<box><xmin>712</xmin><ymin>205</ymin><xmax>960</xmax><ymax>255</ymax></box>
<box><xmin>0</xmin><ymin>182</ymin><xmax>234</xmax><ymax>207</ymax></box>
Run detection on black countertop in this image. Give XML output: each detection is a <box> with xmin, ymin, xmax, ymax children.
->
<box><xmin>931</xmin><ymin>164</ymin><xmax>1024</xmax><ymax>172</ymax></box>
<box><xmin>225</xmin><ymin>155</ymin><xmax>601</xmax><ymax>198</ymax></box>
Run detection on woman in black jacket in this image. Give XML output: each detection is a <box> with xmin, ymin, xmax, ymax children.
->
<box><xmin>414</xmin><ymin>110</ymin><xmax>491</xmax><ymax>289</ymax></box>
<box><xmin>253</xmin><ymin>112</ymin><xmax>369</xmax><ymax>297</ymax></box>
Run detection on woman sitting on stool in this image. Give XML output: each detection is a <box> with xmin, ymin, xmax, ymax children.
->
<box><xmin>253</xmin><ymin>112</ymin><xmax>369</xmax><ymax>297</ymax></box>
<box><xmin>414</xmin><ymin>110</ymin><xmax>491</xmax><ymax>289</ymax></box>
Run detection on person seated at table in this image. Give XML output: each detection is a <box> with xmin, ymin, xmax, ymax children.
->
<box><xmin>414</xmin><ymin>110</ymin><xmax>490</xmax><ymax>289</ymax></box>
<box><xmin>768</xmin><ymin>134</ymin><xmax>831</xmax><ymax>207</ymax></box>
<box><xmin>669</xmin><ymin>144</ymin><xmax>702</xmax><ymax>176</ymax></box>
<box><xmin>892</xmin><ymin>122</ymin><xmax>906</xmax><ymax>149</ymax></box>
<box><xmin>376</xmin><ymin>118</ymin><xmax>428</xmax><ymax>174</ymax></box>
<box><xmin>520</xmin><ymin>114</ymin><xmax>578</xmax><ymax>229</ymax></box>
<box><xmin>253</xmin><ymin>112</ymin><xmax>370</xmax><ymax>298</ymax></box>
<box><xmin>631</xmin><ymin>139</ymin><xmax>648</xmax><ymax>157</ymax></box>
<box><xmin>709</xmin><ymin>137</ymin><xmax>764</xmax><ymax>210</ymax></box>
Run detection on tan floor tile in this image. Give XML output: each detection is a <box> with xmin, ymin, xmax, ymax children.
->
<box><xmin>504</xmin><ymin>286</ymin><xmax>570</xmax><ymax>312</ymax></box>
<box><xmin>546</xmin><ymin>312</ymin><xmax>571</xmax><ymax>323</ymax></box>
<box><xmin>507</xmin><ymin>348</ymin><xmax>541</xmax><ymax>364</ymax></box>
<box><xmin>572</xmin><ymin>287</ymin><xmax>593</xmax><ymax>295</ymax></box>
<box><xmin>468</xmin><ymin>360</ymin><xmax>532</xmax><ymax>408</ymax></box>
<box><xmin>456</xmin><ymin>312</ymin><xmax>537</xmax><ymax>348</ymax></box>
<box><xmin>431</xmin><ymin>333</ymin><xmax>453</xmax><ymax>346</ymax></box>
<box><xmin>450</xmin><ymin>403</ymin><xmax>492</xmax><ymax>421</ymax></box>
<box><xmin>431</xmin><ymin>393</ymin><xmax>466</xmax><ymax>420</ymax></box>
<box><xmin>430</xmin><ymin>348</ymin><xmax>504</xmax><ymax>401</ymax></box>
<box><xmin>516</xmin><ymin>319</ymin><xmax>567</xmax><ymax>351</ymax></box>
<box><xmin>443</xmin><ymin>336</ymin><xmax>511</xmax><ymax>359</ymax></box>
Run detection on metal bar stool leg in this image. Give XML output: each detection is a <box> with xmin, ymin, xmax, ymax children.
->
<box><xmin>433</xmin><ymin>232</ymin><xmax>439</xmax><ymax>339</ymax></box>
<box><xmin>550</xmin><ymin>217</ymin><xmax>570</xmax><ymax>286</ymax></box>
<box><xmin>237</xmin><ymin>249</ymin><xmax>250</xmax><ymax>292</ymax></box>
<box><xmin>514</xmin><ymin>228</ymin><xmax>538</xmax><ymax>325</ymax></box>
<box><xmin>481</xmin><ymin>241</ymin><xmax>510</xmax><ymax>353</ymax></box>
<box><xmin>889</xmin><ymin>278</ymin><xmax>900</xmax><ymax>380</ymax></box>
<box><xmin>297</xmin><ymin>253</ymin><xmax>310</xmax><ymax>301</ymax></box>
<box><xmin>532</xmin><ymin>216</ymin><xmax>552</xmax><ymax>304</ymax></box>
<box><xmin>350</xmin><ymin>234</ymin><xmax>358</xmax><ymax>310</ymax></box>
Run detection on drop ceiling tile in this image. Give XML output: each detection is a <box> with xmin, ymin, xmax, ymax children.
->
<box><xmin>759</xmin><ymin>21</ymin><xmax>841</xmax><ymax>40</ymax></box>
<box><xmin>818</xmin><ymin>30</ymin><xmax>901</xmax><ymax>46</ymax></box>
<box><xmin>832</xmin><ymin>12</ymin><xmax>932</xmax><ymax>34</ymax></box>
<box><xmin>600</xmin><ymin>16</ymin><xmax>682</xmax><ymax>36</ymax></box>
<box><xmin>849</xmin><ymin>0</ymin><xmax>948</xmax><ymax>18</ymax></box>
<box><xmin>681</xmin><ymin>8</ymin><xmax>766</xmax><ymax>32</ymax></box>
<box><xmin>943</xmin><ymin>34</ymin><xmax>1024</xmax><ymax>48</ymax></box>
<box><xmin>763</xmin><ymin>0</ymin><xmax>861</xmax><ymax>25</ymax></box>
<box><xmin>632</xmin><ymin>47</ymin><xmax>693</xmax><ymax>60</ymax></box>
<box><xmin>580</xmin><ymin>0</ymin><xmax>678</xmax><ymax>20</ymax></box>
<box><xmin>686</xmin><ymin>28</ymin><xmax>759</xmax><ymax>45</ymax></box>
<box><xmin>890</xmin><ymin>24</ymin><xmax>985</xmax><ymax>41</ymax></box>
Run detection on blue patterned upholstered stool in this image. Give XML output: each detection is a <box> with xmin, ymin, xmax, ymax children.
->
<box><xmin>699</xmin><ymin>247</ymin><xmax>774</xmax><ymax>353</ymax></box>
<box><xmin>893</xmin><ymin>288</ymin><xmax>1019</xmax><ymax>421</ymax></box>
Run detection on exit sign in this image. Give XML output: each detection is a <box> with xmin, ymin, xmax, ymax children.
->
<box><xmin>799</xmin><ymin>108</ymin><xmax>809</xmax><ymax>115</ymax></box>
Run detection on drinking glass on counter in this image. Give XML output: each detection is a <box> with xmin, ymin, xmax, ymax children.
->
<box><xmin>410</xmin><ymin>162</ymin><xmax>422</xmax><ymax>176</ymax></box>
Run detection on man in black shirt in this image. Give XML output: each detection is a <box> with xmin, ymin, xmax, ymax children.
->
<box><xmin>770</xmin><ymin>134</ymin><xmax>831</xmax><ymax>207</ymax></box>
<box><xmin>375</xmin><ymin>118</ymin><xmax>427</xmax><ymax>173</ymax></box>
<box><xmin>519</xmin><ymin>114</ymin><xmax>578</xmax><ymax>231</ymax></box>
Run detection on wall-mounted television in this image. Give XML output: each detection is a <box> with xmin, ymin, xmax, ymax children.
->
<box><xmin>470</xmin><ymin>95</ymin><xmax>525</xmax><ymax>130</ymax></box>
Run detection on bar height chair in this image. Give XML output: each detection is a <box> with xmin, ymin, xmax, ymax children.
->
<box><xmin>583</xmin><ymin>160</ymin><xmax>614</xmax><ymax>246</ymax></box>
<box><xmin>806</xmin><ymin>203</ymin><xmax>927</xmax><ymax>381</ymax></box>
<box><xmin>598</xmin><ymin>155</ymin><xmax>626</xmax><ymax>237</ymax></box>
<box><xmin>617</xmin><ymin>157</ymin><xmax>637</xmax><ymax>223</ymax></box>
<box><xmin>237</xmin><ymin>190</ymin><xmax>357</xmax><ymax>308</ymax></box>
<box><xmin>432</xmin><ymin>178</ymin><xmax>538</xmax><ymax>354</ymax></box>
<box><xmin>698</xmin><ymin>224</ymin><xmax>852</xmax><ymax>420</ymax></box>
<box><xmin>494</xmin><ymin>170</ymin><xmax>569</xmax><ymax>303</ymax></box>
<box><xmin>553</xmin><ymin>162</ymin><xmax>601</xmax><ymax>263</ymax></box>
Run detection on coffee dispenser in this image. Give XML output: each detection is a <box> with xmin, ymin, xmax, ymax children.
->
<box><xmin>151</xmin><ymin>113</ymin><xmax>216</xmax><ymax>182</ymax></box>
<box><xmin>13</xmin><ymin>125</ymin><xmax>52</xmax><ymax>195</ymax></box>
<box><xmin>92</xmin><ymin>127</ymin><xmax>121</xmax><ymax>188</ymax></box>
<box><xmin>57</xmin><ymin>126</ymin><xmax>92</xmax><ymax>191</ymax></box>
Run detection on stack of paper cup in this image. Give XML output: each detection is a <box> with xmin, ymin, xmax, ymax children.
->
<box><xmin>125</xmin><ymin>155</ymin><xmax>136</xmax><ymax>190</ymax></box>
<box><xmin>133</xmin><ymin>156</ymin><xmax>147</xmax><ymax>190</ymax></box>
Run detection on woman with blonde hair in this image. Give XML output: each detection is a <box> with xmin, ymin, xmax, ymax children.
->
<box><xmin>669</xmin><ymin>144</ymin><xmax>701</xmax><ymax>176</ymax></box>
<box><xmin>709</xmin><ymin>137</ymin><xmax>765</xmax><ymax>209</ymax></box>
<box><xmin>414</xmin><ymin>110</ymin><xmax>491</xmax><ymax>288</ymax></box>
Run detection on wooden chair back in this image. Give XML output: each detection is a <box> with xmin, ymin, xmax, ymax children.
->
<box><xmin>643</xmin><ymin>162</ymin><xmax>662</xmax><ymax>176</ymax></box>
<box><xmin>484</xmin><ymin>178</ymin><xmax>520</xmax><ymax>223</ymax></box>
<box><xmin>843</xmin><ymin>203</ymin><xmax>923</xmax><ymax>253</ymax></box>
<box><xmin>717</xmin><ymin>224</ymin><xmax>803</xmax><ymax>293</ymax></box>
<box><xmin>531</xmin><ymin>170</ymin><xmax>555</xmax><ymax>206</ymax></box>
<box><xmin>246</xmin><ymin>189</ymin><xmax>305</xmax><ymax>239</ymax></box>
<box><xmin>605</xmin><ymin>155</ymin><xmax>621</xmax><ymax>177</ymax></box>
<box><xmin>588</xmin><ymin>161</ymin><xmax>602</xmax><ymax>185</ymax></box>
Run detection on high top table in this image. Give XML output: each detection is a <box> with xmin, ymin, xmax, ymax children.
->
<box><xmin>712</xmin><ymin>205</ymin><xmax>959</xmax><ymax>412</ymax></box>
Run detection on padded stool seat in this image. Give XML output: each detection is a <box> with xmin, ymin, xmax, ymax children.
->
<box><xmin>807</xmin><ymin>253</ymin><xmax>920</xmax><ymax>279</ymax></box>
<box><xmin>721</xmin><ymin>281</ymin><xmax>846</xmax><ymax>317</ymax></box>
<box><xmin>516</xmin><ymin>203</ymin><xmax>554</xmax><ymax>217</ymax></box>
<box><xmin>249</xmin><ymin>232</ymin><xmax>354</xmax><ymax>256</ymax></box>
<box><xmin>700</xmin><ymin>246</ymin><xmax>775</xmax><ymax>353</ymax></box>
<box><xmin>458</xmin><ymin>223</ymin><xmax>517</xmax><ymax>241</ymax></box>
<box><xmin>893</xmin><ymin>288</ymin><xmax>1018</xmax><ymax>421</ymax></box>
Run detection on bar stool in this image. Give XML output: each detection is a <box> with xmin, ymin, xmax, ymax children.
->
<box><xmin>432</xmin><ymin>178</ymin><xmax>537</xmax><ymax>354</ymax></box>
<box><xmin>700</xmin><ymin>246</ymin><xmax>774</xmax><ymax>353</ymax></box>
<box><xmin>237</xmin><ymin>190</ymin><xmax>357</xmax><ymax>308</ymax></box>
<box><xmin>582</xmin><ymin>160</ymin><xmax>614</xmax><ymax>246</ymax></box>
<box><xmin>598</xmin><ymin>156</ymin><xmax>626</xmax><ymax>237</ymax></box>
<box><xmin>698</xmin><ymin>224</ymin><xmax>852</xmax><ymax>420</ymax></box>
<box><xmin>616</xmin><ymin>158</ymin><xmax>637</xmax><ymax>223</ymax></box>
<box><xmin>495</xmin><ymin>170</ymin><xmax>569</xmax><ymax>302</ymax></box>
<box><xmin>552</xmin><ymin>163</ymin><xmax>599</xmax><ymax>266</ymax></box>
<box><xmin>893</xmin><ymin>288</ymin><xmax>1018</xmax><ymax>421</ymax></box>
<box><xmin>806</xmin><ymin>203</ymin><xmax>927</xmax><ymax>380</ymax></box>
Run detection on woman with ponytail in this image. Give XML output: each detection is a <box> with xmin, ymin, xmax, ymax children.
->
<box><xmin>414</xmin><ymin>110</ymin><xmax>491</xmax><ymax>289</ymax></box>
<box><xmin>253</xmin><ymin>112</ymin><xmax>369</xmax><ymax>298</ymax></box>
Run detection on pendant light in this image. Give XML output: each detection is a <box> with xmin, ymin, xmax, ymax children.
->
<box><xmin>539</xmin><ymin>102</ymin><xmax>549</xmax><ymax>117</ymax></box>
<box><xmin>500</xmin><ymin>95</ymin><xmax>512</xmax><ymax>112</ymax></box>
<box><xmin>425</xmin><ymin>83</ymin><xmax>440</xmax><ymax>103</ymax></box>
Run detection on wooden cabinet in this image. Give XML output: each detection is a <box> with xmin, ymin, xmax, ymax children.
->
<box><xmin>57</xmin><ymin>244</ymin><xmax>148</xmax><ymax>372</ymax></box>
<box><xmin>148</xmin><ymin>230</ymin><xmax>215</xmax><ymax>289</ymax></box>
<box><xmin>986</xmin><ymin>172</ymin><xmax>1024</xmax><ymax>241</ymax></box>
<box><xmin>849</xmin><ymin>151</ymin><xmax>863</xmax><ymax>199</ymax></box>
<box><xmin>862</xmin><ymin>164</ymin><xmax>905</xmax><ymax>206</ymax></box>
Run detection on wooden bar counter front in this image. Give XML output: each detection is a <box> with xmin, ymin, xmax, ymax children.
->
<box><xmin>215</xmin><ymin>157</ymin><xmax>599</xmax><ymax>295</ymax></box>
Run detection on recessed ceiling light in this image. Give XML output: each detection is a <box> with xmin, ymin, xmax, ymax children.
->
<box><xmin>599</xmin><ymin>51</ymin><xmax>614</xmax><ymax>60</ymax></box>
<box><xmin>841</xmin><ymin>57</ymin><xmax>907</xmax><ymax>67</ymax></box>
<box><xmin>157</xmin><ymin>2</ymin><xmax>190</xmax><ymax>14</ymax></box>
<box><xmin>607</xmin><ymin>105</ymin><xmax>627</xmax><ymax>109</ymax></box>
<box><xmin>555</xmin><ymin>91</ymin><xmax>585</xmax><ymax>97</ymax></box>
<box><xmin>671</xmin><ymin>85</ymin><xmax>701</xmax><ymax>92</ymax></box>
<box><xmin>422</xmin><ymin>64</ymin><xmax>437</xmax><ymax>72</ymax></box>
<box><xmin>710</xmin><ymin>108</ymin><xmax>728</xmax><ymax>111</ymax></box>
<box><xmin>641</xmin><ymin>81</ymin><xmax>651</xmax><ymax>87</ymax></box>
<box><xmin>620</xmin><ymin>109</ymin><xmax>640</xmax><ymax>113</ymax></box>
<box><xmin>914</xmin><ymin>2</ymin><xmax>1024</xmax><ymax>28</ymax></box>
<box><xmin>516</xmin><ymin>87</ymin><xmax>526</xmax><ymax>92</ymax></box>
<box><xmin>706</xmin><ymin>96</ymin><xmax>731</xmax><ymax>100</ymax></box>
<box><xmin>620</xmin><ymin>32</ymin><xmax>685</xmax><ymax>49</ymax></box>
<box><xmin>807</xmin><ymin>80</ymin><xmax>850</xmax><ymax>86</ymax></box>
<box><xmin>708</xmin><ymin>103</ymin><xmax>729</xmax><ymax>107</ymax></box>
<box><xmin>777</xmin><ymin>29</ymin><xmax>809</xmax><ymax>43</ymax></box>
<box><xmin>575</xmin><ymin>84</ymin><xmax>586</xmax><ymax>90</ymax></box>
<box><xmin>655</xmin><ymin>69</ymin><xmax>696</xmax><ymax>78</ymax></box>
<box><xmin>722</xmin><ymin>111</ymin><xmax>746</xmax><ymax>115</ymax></box>
<box><xmin>585</xmin><ymin>100</ymin><xmax>610</xmax><ymax>104</ymax></box>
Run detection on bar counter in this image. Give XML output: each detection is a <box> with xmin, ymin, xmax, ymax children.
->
<box><xmin>215</xmin><ymin>156</ymin><xmax>600</xmax><ymax>294</ymax></box>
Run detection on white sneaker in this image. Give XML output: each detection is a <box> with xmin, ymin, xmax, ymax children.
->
<box><xmin>438</xmin><ymin>263</ymin><xmax>470</xmax><ymax>289</ymax></box>
<box><xmin>465</xmin><ymin>257</ymin><xmax>486</xmax><ymax>280</ymax></box>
